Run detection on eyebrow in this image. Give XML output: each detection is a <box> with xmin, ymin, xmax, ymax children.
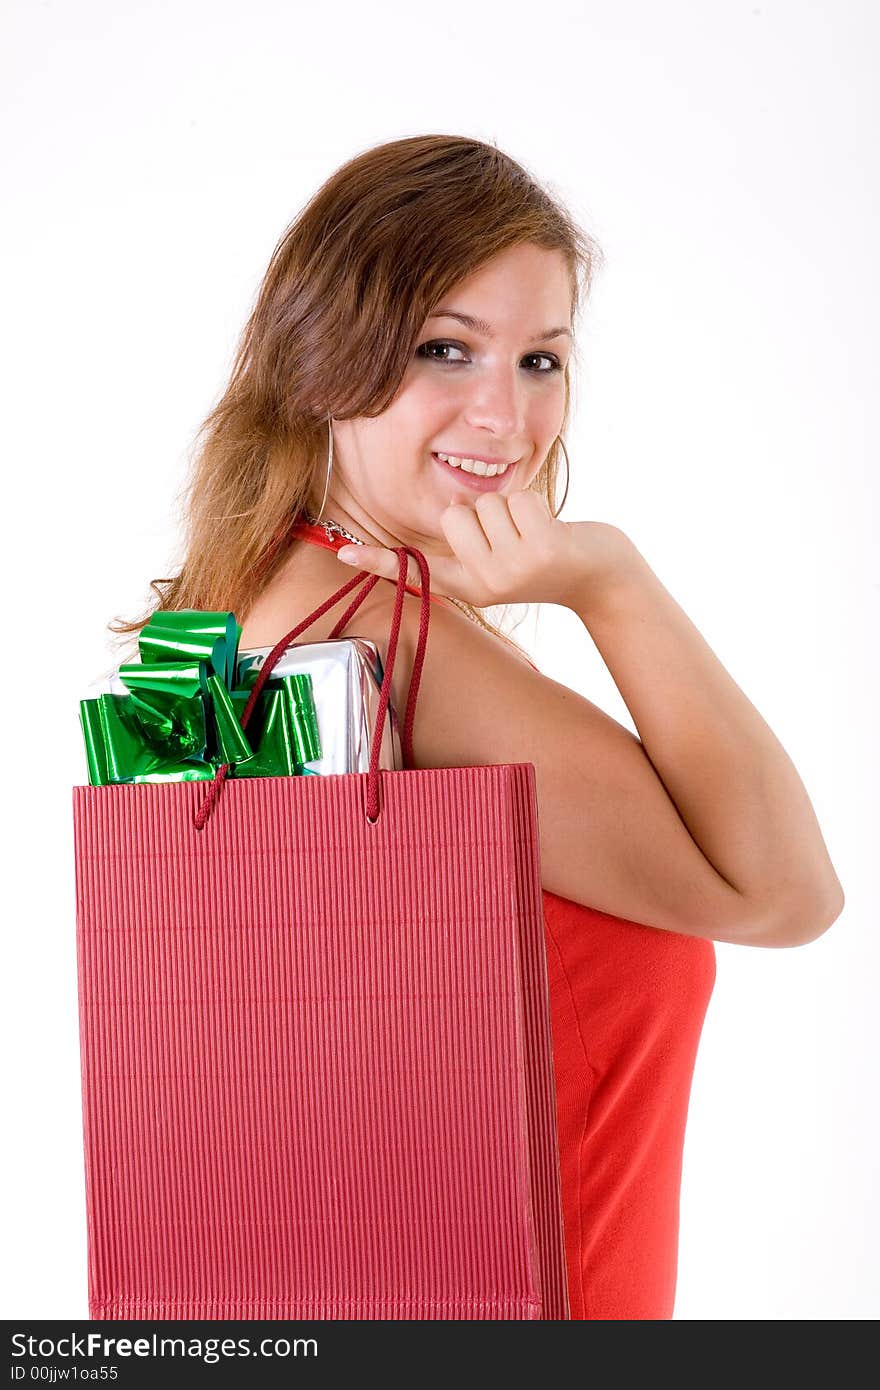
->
<box><xmin>427</xmin><ymin>309</ymin><xmax>572</xmax><ymax>341</ymax></box>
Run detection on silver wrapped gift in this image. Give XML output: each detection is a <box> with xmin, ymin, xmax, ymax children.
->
<box><xmin>81</xmin><ymin>636</ymin><xmax>403</xmax><ymax>780</ymax></box>
<box><xmin>235</xmin><ymin>637</ymin><xmax>402</xmax><ymax>775</ymax></box>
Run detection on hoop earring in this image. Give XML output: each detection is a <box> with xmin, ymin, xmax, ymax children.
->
<box><xmin>315</xmin><ymin>413</ymin><xmax>333</xmax><ymax>521</ymax></box>
<box><xmin>551</xmin><ymin>435</ymin><xmax>570</xmax><ymax>518</ymax></box>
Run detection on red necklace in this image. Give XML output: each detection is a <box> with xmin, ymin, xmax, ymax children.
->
<box><xmin>288</xmin><ymin>514</ymin><xmax>470</xmax><ymax>615</ymax></box>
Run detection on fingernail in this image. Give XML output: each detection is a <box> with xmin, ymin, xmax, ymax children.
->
<box><xmin>337</xmin><ymin>546</ymin><xmax>359</xmax><ymax>564</ymax></box>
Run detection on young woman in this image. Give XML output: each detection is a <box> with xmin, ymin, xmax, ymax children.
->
<box><xmin>114</xmin><ymin>133</ymin><xmax>844</xmax><ymax>1319</ymax></box>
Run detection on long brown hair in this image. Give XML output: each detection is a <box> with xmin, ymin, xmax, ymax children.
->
<box><xmin>109</xmin><ymin>134</ymin><xmax>603</xmax><ymax>660</ymax></box>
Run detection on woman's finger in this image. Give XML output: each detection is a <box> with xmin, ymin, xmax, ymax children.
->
<box><xmin>335</xmin><ymin>543</ymin><xmax>457</xmax><ymax>597</ymax></box>
<box><xmin>337</xmin><ymin>544</ymin><xmax>409</xmax><ymax>584</ymax></box>
<box><xmin>507</xmin><ymin>488</ymin><xmax>554</xmax><ymax>539</ymax></box>
<box><xmin>470</xmin><ymin>492</ymin><xmax>523</xmax><ymax>548</ymax></box>
<box><xmin>441</xmin><ymin>500</ymin><xmax>494</xmax><ymax>563</ymax></box>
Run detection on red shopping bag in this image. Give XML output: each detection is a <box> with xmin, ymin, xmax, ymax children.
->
<box><xmin>72</xmin><ymin>546</ymin><xmax>570</xmax><ymax>1320</ymax></box>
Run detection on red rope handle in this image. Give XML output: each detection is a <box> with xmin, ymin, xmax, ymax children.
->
<box><xmin>362</xmin><ymin>546</ymin><xmax>431</xmax><ymax>822</ymax></box>
<box><xmin>193</xmin><ymin>546</ymin><xmax>432</xmax><ymax>830</ymax></box>
<box><xmin>400</xmin><ymin>550</ymin><xmax>431</xmax><ymax>775</ymax></box>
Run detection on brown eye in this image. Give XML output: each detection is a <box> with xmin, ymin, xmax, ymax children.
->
<box><xmin>416</xmin><ymin>340</ymin><xmax>562</xmax><ymax>372</ymax></box>
<box><xmin>523</xmin><ymin>353</ymin><xmax>562</xmax><ymax>372</ymax></box>
<box><xmin>416</xmin><ymin>340</ymin><xmax>469</xmax><ymax>363</ymax></box>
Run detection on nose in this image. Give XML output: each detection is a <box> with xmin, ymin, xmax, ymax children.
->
<box><xmin>461</xmin><ymin>364</ymin><xmax>527</xmax><ymax>443</ymax></box>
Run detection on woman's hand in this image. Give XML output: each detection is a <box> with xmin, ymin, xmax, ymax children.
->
<box><xmin>335</xmin><ymin>490</ymin><xmax>635</xmax><ymax>611</ymax></box>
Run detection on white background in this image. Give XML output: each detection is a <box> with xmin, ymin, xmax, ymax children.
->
<box><xmin>2</xmin><ymin>0</ymin><xmax>876</xmax><ymax>1321</ymax></box>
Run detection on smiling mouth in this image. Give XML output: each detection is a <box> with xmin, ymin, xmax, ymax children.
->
<box><xmin>432</xmin><ymin>451</ymin><xmax>515</xmax><ymax>478</ymax></box>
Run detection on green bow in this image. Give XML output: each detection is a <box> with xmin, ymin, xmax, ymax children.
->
<box><xmin>79</xmin><ymin>610</ymin><xmax>321</xmax><ymax>785</ymax></box>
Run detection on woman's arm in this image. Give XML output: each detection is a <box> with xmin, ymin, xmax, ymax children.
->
<box><xmin>569</xmin><ymin>530</ymin><xmax>845</xmax><ymax>948</ymax></box>
<box><xmin>334</xmin><ymin>500</ymin><xmax>843</xmax><ymax>949</ymax></box>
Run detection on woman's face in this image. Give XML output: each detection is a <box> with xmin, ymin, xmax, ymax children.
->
<box><xmin>327</xmin><ymin>242</ymin><xmax>573</xmax><ymax>552</ymax></box>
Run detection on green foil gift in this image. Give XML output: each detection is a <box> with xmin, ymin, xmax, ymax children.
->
<box><xmin>79</xmin><ymin>610</ymin><xmax>322</xmax><ymax>786</ymax></box>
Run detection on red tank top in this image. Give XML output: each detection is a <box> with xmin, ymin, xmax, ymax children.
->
<box><xmin>288</xmin><ymin>519</ymin><xmax>716</xmax><ymax>1320</ymax></box>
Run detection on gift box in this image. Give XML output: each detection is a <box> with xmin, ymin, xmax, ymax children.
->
<box><xmin>235</xmin><ymin>637</ymin><xmax>402</xmax><ymax>776</ymax></box>
<box><xmin>72</xmin><ymin>574</ymin><xmax>569</xmax><ymax>1319</ymax></box>
<box><xmin>79</xmin><ymin>610</ymin><xmax>402</xmax><ymax>785</ymax></box>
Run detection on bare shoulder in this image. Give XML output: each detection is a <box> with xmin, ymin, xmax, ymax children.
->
<box><xmin>350</xmin><ymin>577</ymin><xmax>537</xmax><ymax>717</ymax></box>
<box><xmin>353</xmin><ymin>576</ymin><xmax>748</xmax><ymax>943</ymax></box>
<box><xmin>246</xmin><ymin>555</ymin><xmax>748</xmax><ymax>943</ymax></box>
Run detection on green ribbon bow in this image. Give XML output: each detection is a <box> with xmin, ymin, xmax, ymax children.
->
<box><xmin>79</xmin><ymin>610</ymin><xmax>321</xmax><ymax>785</ymax></box>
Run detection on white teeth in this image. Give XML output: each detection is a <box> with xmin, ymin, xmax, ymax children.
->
<box><xmin>435</xmin><ymin>452</ymin><xmax>510</xmax><ymax>478</ymax></box>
